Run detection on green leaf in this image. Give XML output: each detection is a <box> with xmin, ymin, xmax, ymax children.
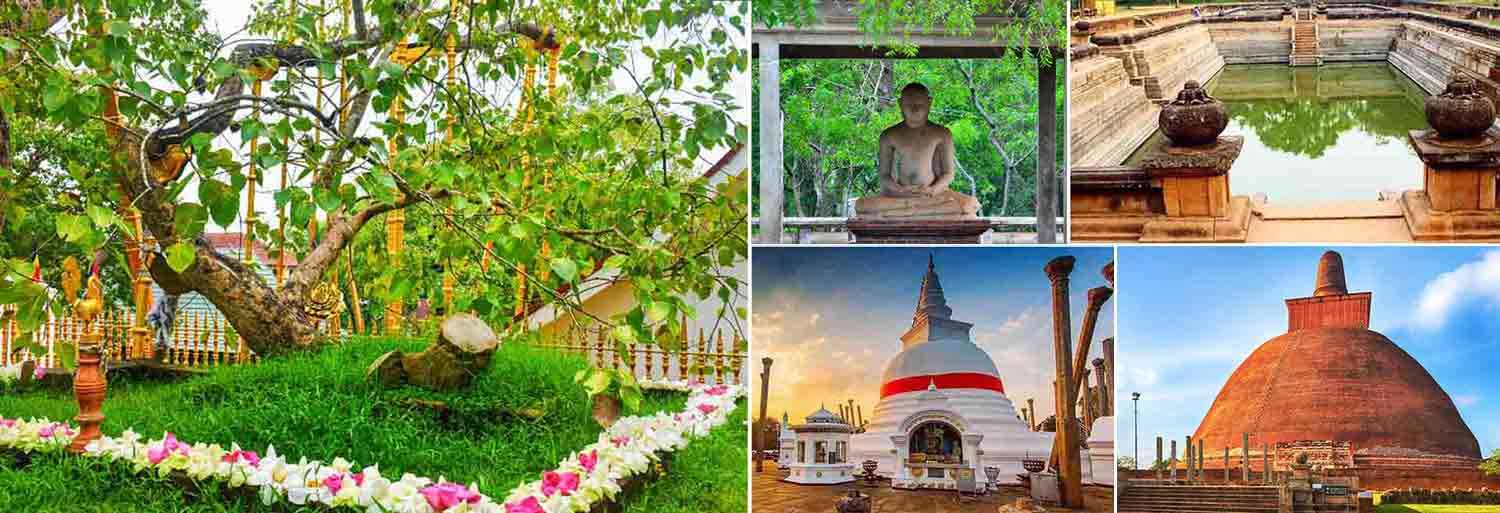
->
<box><xmin>0</xmin><ymin>38</ymin><xmax>18</xmax><ymax>52</ymax></box>
<box><xmin>549</xmin><ymin>257</ymin><xmax>578</xmax><ymax>282</ymax></box>
<box><xmin>174</xmin><ymin>203</ymin><xmax>208</xmax><ymax>238</ymax></box>
<box><xmin>165</xmin><ymin>242</ymin><xmax>196</xmax><ymax>273</ymax></box>
<box><xmin>314</xmin><ymin>186</ymin><xmax>342</xmax><ymax>212</ymax></box>
<box><xmin>612</xmin><ymin>324</ymin><xmax>637</xmax><ymax>344</ymax></box>
<box><xmin>198</xmin><ymin>179</ymin><xmax>238</xmax><ymax>227</ymax></box>
<box><xmin>645</xmin><ymin>301</ymin><xmax>671</xmax><ymax>323</ymax></box>
<box><xmin>619</xmin><ymin>381</ymin><xmax>643</xmax><ymax>412</ymax></box>
<box><xmin>85</xmin><ymin>204</ymin><xmax>115</xmax><ymax>228</ymax></box>
<box><xmin>582</xmin><ymin>369</ymin><xmax>612</xmax><ymax>396</ymax></box>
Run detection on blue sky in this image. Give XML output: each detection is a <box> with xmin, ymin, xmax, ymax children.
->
<box><xmin>1116</xmin><ymin>246</ymin><xmax>1500</xmax><ymax>464</ymax></box>
<box><xmin>752</xmin><ymin>246</ymin><xmax>1115</xmax><ymax>428</ymax></box>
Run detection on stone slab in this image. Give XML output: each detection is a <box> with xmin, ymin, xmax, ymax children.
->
<box><xmin>1138</xmin><ymin>136</ymin><xmax>1246</xmax><ymax>176</ymax></box>
<box><xmin>1253</xmin><ymin>200</ymin><xmax>1403</xmax><ymax>220</ymax></box>
<box><xmin>846</xmin><ymin>219</ymin><xmax>991</xmax><ymax>244</ymax></box>
<box><xmin>1400</xmin><ymin>190</ymin><xmax>1500</xmax><ymax>241</ymax></box>
<box><xmin>1407</xmin><ymin>129</ymin><xmax>1500</xmax><ymax>167</ymax></box>
<box><xmin>1246</xmin><ymin>217</ymin><xmax>1414</xmax><ymax>242</ymax></box>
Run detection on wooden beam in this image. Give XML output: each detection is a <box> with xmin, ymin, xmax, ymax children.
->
<box><xmin>1036</xmin><ymin>59</ymin><xmax>1059</xmax><ymax>244</ymax></box>
<box><xmin>757</xmin><ymin>40</ymin><xmax>785</xmax><ymax>244</ymax></box>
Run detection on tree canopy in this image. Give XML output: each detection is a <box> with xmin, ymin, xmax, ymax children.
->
<box><xmin>0</xmin><ymin>0</ymin><xmax>749</xmax><ymax>357</ymax></box>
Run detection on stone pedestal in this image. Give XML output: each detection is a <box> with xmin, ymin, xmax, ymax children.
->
<box><xmin>1401</xmin><ymin>129</ymin><xmax>1500</xmax><ymax>240</ymax></box>
<box><xmin>1072</xmin><ymin>136</ymin><xmax>1252</xmax><ymax>242</ymax></box>
<box><xmin>846</xmin><ymin>219</ymin><xmax>990</xmax><ymax>244</ymax></box>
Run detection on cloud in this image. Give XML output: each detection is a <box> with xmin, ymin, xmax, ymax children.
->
<box><xmin>1454</xmin><ymin>394</ymin><xmax>1480</xmax><ymax>407</ymax></box>
<box><xmin>1412</xmin><ymin>251</ymin><xmax>1500</xmax><ymax>331</ymax></box>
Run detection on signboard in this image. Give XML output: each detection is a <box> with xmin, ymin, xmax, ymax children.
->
<box><xmin>1324</xmin><ymin>486</ymin><xmax>1349</xmax><ymax>497</ymax></box>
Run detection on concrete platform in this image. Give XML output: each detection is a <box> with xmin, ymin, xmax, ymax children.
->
<box><xmin>752</xmin><ymin>469</ymin><xmax>1114</xmax><ymax>513</ymax></box>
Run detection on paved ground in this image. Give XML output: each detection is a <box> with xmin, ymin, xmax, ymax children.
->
<box><xmin>751</xmin><ymin>470</ymin><xmax>1113</xmax><ymax>513</ymax></box>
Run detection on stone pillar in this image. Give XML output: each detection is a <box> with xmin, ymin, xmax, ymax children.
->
<box><xmin>756</xmin><ymin>39</ymin><xmax>783</xmax><ymax>244</ymax></box>
<box><xmin>1092</xmin><ymin>357</ymin><xmax>1110</xmax><ymax>417</ymax></box>
<box><xmin>1156</xmin><ymin>436</ymin><xmax>1164</xmax><ymax>481</ymax></box>
<box><xmin>1044</xmin><ymin>256</ymin><xmax>1083</xmax><ymax>508</ymax></box>
<box><xmin>857</xmin><ymin>404</ymin><xmax>864</xmax><ymax>429</ymax></box>
<box><xmin>1185</xmin><ymin>436</ymin><xmax>1194</xmax><ymax>483</ymax></box>
<box><xmin>1402</xmin><ymin>75</ymin><xmax>1500</xmax><ymax>240</ymax></box>
<box><xmin>1027</xmin><ymin>398</ymin><xmax>1036</xmax><ymax>430</ymax></box>
<box><xmin>1243</xmin><ymin>433</ymin><xmax>1251</xmax><ymax>483</ymax></box>
<box><xmin>1170</xmin><ymin>439</ymin><xmax>1178</xmax><ymax>483</ymax></box>
<box><xmin>1198</xmin><ymin>439</ymin><xmax>1205</xmax><ymax>483</ymax></box>
<box><xmin>1264</xmin><ymin>443</ymin><xmax>1271</xmax><ymax>483</ymax></box>
<box><xmin>1079</xmin><ymin>367</ymin><xmax>1094</xmax><ymax>428</ymax></box>
<box><xmin>757</xmin><ymin>357</ymin><xmax>772</xmax><ymax>472</ymax></box>
<box><xmin>1224</xmin><ymin>446</ymin><xmax>1230</xmax><ymax>482</ymax></box>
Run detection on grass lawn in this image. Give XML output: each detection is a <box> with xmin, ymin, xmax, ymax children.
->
<box><xmin>0</xmin><ymin>337</ymin><xmax>747</xmax><ymax>512</ymax></box>
<box><xmin>1376</xmin><ymin>506</ymin><xmax>1500</xmax><ymax>512</ymax></box>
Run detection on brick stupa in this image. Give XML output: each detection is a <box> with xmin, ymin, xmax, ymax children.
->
<box><xmin>1191</xmin><ymin>251</ymin><xmax>1481</xmax><ymax>485</ymax></box>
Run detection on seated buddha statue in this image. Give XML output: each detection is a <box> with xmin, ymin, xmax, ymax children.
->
<box><xmin>854</xmin><ymin>82</ymin><xmax>982</xmax><ymax>220</ymax></box>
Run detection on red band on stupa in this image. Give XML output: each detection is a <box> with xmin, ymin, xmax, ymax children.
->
<box><xmin>879</xmin><ymin>372</ymin><xmax>1005</xmax><ymax>398</ymax></box>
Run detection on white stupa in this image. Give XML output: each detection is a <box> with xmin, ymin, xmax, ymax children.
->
<box><xmin>777</xmin><ymin>411</ymin><xmax>795</xmax><ymax>469</ymax></box>
<box><xmin>848</xmin><ymin>256</ymin><xmax>1052</xmax><ymax>489</ymax></box>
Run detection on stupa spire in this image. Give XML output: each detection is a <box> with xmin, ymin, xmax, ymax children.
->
<box><xmin>1313</xmin><ymin>250</ymin><xmax>1348</xmax><ymax>297</ymax></box>
<box><xmin>914</xmin><ymin>254</ymin><xmax>954</xmax><ymax>325</ymax></box>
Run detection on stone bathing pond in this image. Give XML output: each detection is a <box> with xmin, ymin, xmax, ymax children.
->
<box><xmin>1070</xmin><ymin>2</ymin><xmax>1500</xmax><ymax>242</ymax></box>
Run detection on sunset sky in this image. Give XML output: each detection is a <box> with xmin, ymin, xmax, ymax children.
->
<box><xmin>752</xmin><ymin>247</ymin><xmax>1116</xmax><ymax>430</ymax></box>
<box><xmin>1117</xmin><ymin>246</ymin><xmax>1500</xmax><ymax>464</ymax></box>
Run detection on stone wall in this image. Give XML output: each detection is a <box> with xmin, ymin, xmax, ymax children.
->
<box><xmin>1389</xmin><ymin>19</ymin><xmax>1500</xmax><ymax>100</ymax></box>
<box><xmin>1321</xmin><ymin>19</ymin><xmax>1404</xmax><ymax>62</ymax></box>
<box><xmin>1209</xmin><ymin>20</ymin><xmax>1291</xmax><ymax>64</ymax></box>
<box><xmin>1070</xmin><ymin>53</ymin><xmax>1159</xmax><ymax>167</ymax></box>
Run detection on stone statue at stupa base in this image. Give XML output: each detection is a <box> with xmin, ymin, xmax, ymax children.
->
<box><xmin>853</xmin><ymin>83</ymin><xmax>981</xmax><ymax>221</ymax></box>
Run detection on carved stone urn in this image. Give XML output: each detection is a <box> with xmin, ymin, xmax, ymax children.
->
<box><xmin>835</xmin><ymin>491</ymin><xmax>871</xmax><ymax>513</ymax></box>
<box><xmin>1425</xmin><ymin>75</ymin><xmax>1496</xmax><ymax>140</ymax></box>
<box><xmin>1159</xmin><ymin>81</ymin><xmax>1229</xmax><ymax>147</ymax></box>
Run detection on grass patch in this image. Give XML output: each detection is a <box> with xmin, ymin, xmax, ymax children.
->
<box><xmin>0</xmin><ymin>337</ymin><xmax>747</xmax><ymax>512</ymax></box>
<box><xmin>1376</xmin><ymin>506</ymin><xmax>1500</xmax><ymax>513</ymax></box>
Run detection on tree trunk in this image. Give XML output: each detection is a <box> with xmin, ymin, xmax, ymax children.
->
<box><xmin>787</xmin><ymin>159</ymin><xmax>803</xmax><ymax>217</ymax></box>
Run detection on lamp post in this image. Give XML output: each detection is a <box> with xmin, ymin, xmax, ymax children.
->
<box><xmin>1132</xmin><ymin>392</ymin><xmax>1141</xmax><ymax>470</ymax></box>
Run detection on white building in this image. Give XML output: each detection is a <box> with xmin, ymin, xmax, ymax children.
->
<box><xmin>848</xmin><ymin>257</ymin><xmax>1052</xmax><ymax>488</ymax></box>
<box><xmin>778</xmin><ymin>411</ymin><xmax>795</xmax><ymax>469</ymax></box>
<box><xmin>785</xmin><ymin>407</ymin><xmax>856</xmax><ymax>485</ymax></box>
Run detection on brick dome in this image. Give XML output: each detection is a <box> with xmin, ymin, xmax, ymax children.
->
<box><xmin>1193</xmin><ymin>327</ymin><xmax>1479</xmax><ymax>459</ymax></box>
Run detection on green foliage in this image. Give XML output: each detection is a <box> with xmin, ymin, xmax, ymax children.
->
<box><xmin>1482</xmin><ymin>448</ymin><xmax>1500</xmax><ymax>477</ymax></box>
<box><xmin>576</xmin><ymin>366</ymin><xmax>646</xmax><ymax>413</ymax></box>
<box><xmin>1</xmin><ymin>0</ymin><xmax>750</xmax><ymax>350</ymax></box>
<box><xmin>753</xmin><ymin>57</ymin><xmax>1063</xmax><ymax>218</ymax></box>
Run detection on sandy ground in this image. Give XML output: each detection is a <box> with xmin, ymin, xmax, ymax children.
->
<box><xmin>751</xmin><ymin>469</ymin><xmax>1114</xmax><ymax>513</ymax></box>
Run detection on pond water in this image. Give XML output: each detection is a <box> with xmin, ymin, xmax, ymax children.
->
<box><xmin>1125</xmin><ymin>63</ymin><xmax>1429</xmax><ymax>202</ymax></box>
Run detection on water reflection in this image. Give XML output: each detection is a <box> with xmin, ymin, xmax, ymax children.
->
<box><xmin>1127</xmin><ymin>63</ymin><xmax>1429</xmax><ymax>201</ymax></box>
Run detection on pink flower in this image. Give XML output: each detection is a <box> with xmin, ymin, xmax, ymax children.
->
<box><xmin>611</xmin><ymin>435</ymin><xmax>631</xmax><ymax>447</ymax></box>
<box><xmin>322</xmin><ymin>473</ymin><xmax>345</xmax><ymax>493</ymax></box>
<box><xmin>38</xmin><ymin>423</ymin><xmax>72</xmax><ymax>439</ymax></box>
<box><xmin>687</xmin><ymin>378</ymin><xmax>702</xmax><ymax>386</ymax></box>
<box><xmin>706</xmin><ymin>385</ymin><xmax>729</xmax><ymax>396</ymax></box>
<box><xmin>541</xmin><ymin>471</ymin><xmax>579</xmax><ymax>497</ymax></box>
<box><xmin>222</xmin><ymin>449</ymin><xmax>260</xmax><ymax>468</ymax></box>
<box><xmin>32</xmin><ymin>366</ymin><xmax>43</xmax><ymax>380</ymax></box>
<box><xmin>352</xmin><ymin>472</ymin><xmax>366</xmax><ymax>486</ymax></box>
<box><xmin>0</xmin><ymin>418</ymin><xmax>13</xmax><ymax>429</ymax></box>
<box><xmin>696</xmin><ymin>404</ymin><xmax>717</xmax><ymax>415</ymax></box>
<box><xmin>579</xmin><ymin>450</ymin><xmax>598</xmax><ymax>473</ymax></box>
<box><xmin>673</xmin><ymin>414</ymin><xmax>682</xmax><ymax>422</ymax></box>
<box><xmin>148</xmin><ymin>432</ymin><xmax>188</xmax><ymax>465</ymax></box>
<box><xmin>505</xmin><ymin>497</ymin><xmax>544</xmax><ymax>513</ymax></box>
<box><xmin>420</xmin><ymin>482</ymin><xmax>481</xmax><ymax>512</ymax></box>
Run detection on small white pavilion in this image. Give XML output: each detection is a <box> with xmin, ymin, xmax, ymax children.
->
<box><xmin>785</xmin><ymin>407</ymin><xmax>856</xmax><ymax>485</ymax></box>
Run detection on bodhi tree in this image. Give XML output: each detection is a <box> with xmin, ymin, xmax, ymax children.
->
<box><xmin>0</xmin><ymin>0</ymin><xmax>749</xmax><ymax>357</ymax></box>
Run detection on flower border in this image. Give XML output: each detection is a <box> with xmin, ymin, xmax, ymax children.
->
<box><xmin>0</xmin><ymin>380</ymin><xmax>744</xmax><ymax>513</ymax></box>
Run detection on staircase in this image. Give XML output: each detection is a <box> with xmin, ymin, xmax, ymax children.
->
<box><xmin>1119</xmin><ymin>484</ymin><xmax>1283</xmax><ymax>513</ymax></box>
<box><xmin>1290</xmin><ymin>11</ymin><xmax>1321</xmax><ymax>66</ymax></box>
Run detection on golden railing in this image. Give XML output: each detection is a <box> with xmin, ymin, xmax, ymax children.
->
<box><xmin>0</xmin><ymin>306</ymin><xmax>256</xmax><ymax>369</ymax></box>
<box><xmin>530</xmin><ymin>325</ymin><xmax>749</xmax><ymax>385</ymax></box>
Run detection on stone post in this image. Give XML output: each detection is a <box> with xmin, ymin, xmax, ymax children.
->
<box><xmin>1224</xmin><ymin>446</ymin><xmax>1230</xmax><ymax>482</ymax></box>
<box><xmin>1264</xmin><ymin>443</ymin><xmax>1271</xmax><ymax>483</ymax></box>
<box><xmin>1243</xmin><ymin>433</ymin><xmax>1251</xmax><ymax>483</ymax></box>
<box><xmin>1156</xmin><ymin>436</ymin><xmax>1164</xmax><ymax>481</ymax></box>
<box><xmin>1070</xmin><ymin>287</ymin><xmax>1114</xmax><ymax>397</ymax></box>
<box><xmin>756</xmin><ymin>39</ymin><xmax>783</xmax><ymax>243</ymax></box>
<box><xmin>757</xmin><ymin>357</ymin><xmax>772</xmax><ymax>472</ymax></box>
<box><xmin>1092</xmin><ymin>357</ymin><xmax>1111</xmax><ymax>417</ymax></box>
<box><xmin>1027</xmin><ymin>398</ymin><xmax>1036</xmax><ymax>430</ymax></box>
<box><xmin>1199</xmin><ymin>439</ymin><xmax>1205</xmax><ymax>483</ymax></box>
<box><xmin>1044</xmin><ymin>256</ymin><xmax>1083</xmax><ymax>508</ymax></box>
<box><xmin>1402</xmin><ymin>75</ymin><xmax>1500</xmax><ymax>240</ymax></box>
<box><xmin>1185</xmin><ymin>436</ymin><xmax>1194</xmax><ymax>483</ymax></box>
<box><xmin>1170</xmin><ymin>439</ymin><xmax>1178</xmax><ymax>483</ymax></box>
<box><xmin>857</xmin><ymin>404</ymin><xmax>864</xmax><ymax>429</ymax></box>
<box><xmin>1079</xmin><ymin>367</ymin><xmax>1094</xmax><ymax>428</ymax></box>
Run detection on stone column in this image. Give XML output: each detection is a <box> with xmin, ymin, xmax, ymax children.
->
<box><xmin>1264</xmin><ymin>443</ymin><xmax>1271</xmax><ymax>483</ymax></box>
<box><xmin>1079</xmin><ymin>367</ymin><xmax>1094</xmax><ymax>428</ymax></box>
<box><xmin>1045</xmin><ymin>256</ymin><xmax>1083</xmax><ymax>508</ymax></box>
<box><xmin>1092</xmin><ymin>357</ymin><xmax>1111</xmax><ymax>417</ymax></box>
<box><xmin>1224</xmin><ymin>446</ymin><xmax>1230</xmax><ymax>482</ymax></box>
<box><xmin>1401</xmin><ymin>75</ymin><xmax>1500</xmax><ymax>241</ymax></box>
<box><xmin>1170</xmin><ymin>439</ymin><xmax>1178</xmax><ymax>483</ymax></box>
<box><xmin>1037</xmin><ymin>59</ymin><xmax>1058</xmax><ymax>244</ymax></box>
<box><xmin>756</xmin><ymin>39</ymin><xmax>783</xmax><ymax>243</ymax></box>
<box><xmin>757</xmin><ymin>357</ymin><xmax>772</xmax><ymax>472</ymax></box>
<box><xmin>1027</xmin><ymin>398</ymin><xmax>1036</xmax><ymax>430</ymax></box>
<box><xmin>1185</xmin><ymin>436</ymin><xmax>1194</xmax><ymax>483</ymax></box>
<box><xmin>1198</xmin><ymin>439</ymin><xmax>1205</xmax><ymax>483</ymax></box>
<box><xmin>1243</xmin><ymin>433</ymin><xmax>1251</xmax><ymax>483</ymax></box>
<box><xmin>1156</xmin><ymin>436</ymin><xmax>1164</xmax><ymax>481</ymax></box>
